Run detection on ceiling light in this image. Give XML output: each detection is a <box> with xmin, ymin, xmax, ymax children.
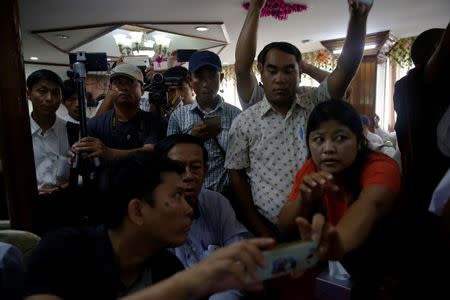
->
<box><xmin>195</xmin><ymin>26</ymin><xmax>209</xmax><ymax>32</ymax></box>
<box><xmin>56</xmin><ymin>34</ymin><xmax>69</xmax><ymax>39</ymax></box>
<box><xmin>30</xmin><ymin>57</ymin><xmax>38</xmax><ymax>61</ymax></box>
<box><xmin>107</xmin><ymin>58</ymin><xmax>111</xmax><ymax>61</ymax></box>
<box><xmin>333</xmin><ymin>43</ymin><xmax>377</xmax><ymax>54</ymax></box>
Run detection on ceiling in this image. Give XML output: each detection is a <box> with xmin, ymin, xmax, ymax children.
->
<box><xmin>19</xmin><ymin>0</ymin><xmax>450</xmax><ymax>67</ymax></box>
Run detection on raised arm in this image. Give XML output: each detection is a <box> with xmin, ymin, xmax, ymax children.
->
<box><xmin>327</xmin><ymin>0</ymin><xmax>372</xmax><ymax>99</ymax></box>
<box><xmin>235</xmin><ymin>0</ymin><xmax>266</xmax><ymax>103</ymax></box>
<box><xmin>424</xmin><ymin>20</ymin><xmax>450</xmax><ymax>84</ymax></box>
<box><xmin>301</xmin><ymin>61</ymin><xmax>330</xmax><ymax>83</ymax></box>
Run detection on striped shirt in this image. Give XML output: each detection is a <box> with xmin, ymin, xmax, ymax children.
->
<box><xmin>167</xmin><ymin>97</ymin><xmax>241</xmax><ymax>193</ymax></box>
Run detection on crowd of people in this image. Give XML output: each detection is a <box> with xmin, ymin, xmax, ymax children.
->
<box><xmin>0</xmin><ymin>0</ymin><xmax>449</xmax><ymax>299</ymax></box>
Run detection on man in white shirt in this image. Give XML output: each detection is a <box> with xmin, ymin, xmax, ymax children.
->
<box><xmin>27</xmin><ymin>69</ymin><xmax>72</xmax><ymax>193</ymax></box>
<box><xmin>226</xmin><ymin>0</ymin><xmax>372</xmax><ymax>238</ymax></box>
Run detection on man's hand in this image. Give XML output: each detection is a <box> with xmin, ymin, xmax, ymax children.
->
<box><xmin>145</xmin><ymin>65</ymin><xmax>155</xmax><ymax>82</ymax></box>
<box><xmin>300</xmin><ymin>171</ymin><xmax>339</xmax><ymax>206</ymax></box>
<box><xmin>191</xmin><ymin>123</ymin><xmax>222</xmax><ymax>140</ymax></box>
<box><xmin>182</xmin><ymin>238</ymin><xmax>276</xmax><ymax>298</ymax></box>
<box><xmin>348</xmin><ymin>0</ymin><xmax>373</xmax><ymax>17</ymax></box>
<box><xmin>296</xmin><ymin>214</ymin><xmax>345</xmax><ymax>261</ymax></box>
<box><xmin>72</xmin><ymin>137</ymin><xmax>111</xmax><ymax>160</ymax></box>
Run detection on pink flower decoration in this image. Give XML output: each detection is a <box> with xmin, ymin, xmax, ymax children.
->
<box><xmin>242</xmin><ymin>0</ymin><xmax>307</xmax><ymax>21</ymax></box>
<box><xmin>153</xmin><ymin>54</ymin><xmax>166</xmax><ymax>68</ymax></box>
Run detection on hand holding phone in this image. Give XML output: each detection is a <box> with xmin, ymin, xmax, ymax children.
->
<box><xmin>247</xmin><ymin>240</ymin><xmax>320</xmax><ymax>283</ymax></box>
<box><xmin>203</xmin><ymin>115</ymin><xmax>221</xmax><ymax>129</ymax></box>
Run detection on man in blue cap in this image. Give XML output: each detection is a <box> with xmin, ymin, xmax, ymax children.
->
<box><xmin>167</xmin><ymin>51</ymin><xmax>241</xmax><ymax>197</ymax></box>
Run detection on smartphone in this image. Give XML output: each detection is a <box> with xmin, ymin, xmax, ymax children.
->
<box><xmin>203</xmin><ymin>115</ymin><xmax>221</xmax><ymax>128</ymax></box>
<box><xmin>123</xmin><ymin>55</ymin><xmax>150</xmax><ymax>67</ymax></box>
<box><xmin>247</xmin><ymin>240</ymin><xmax>320</xmax><ymax>283</ymax></box>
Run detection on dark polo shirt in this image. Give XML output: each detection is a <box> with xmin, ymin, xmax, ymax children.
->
<box><xmin>88</xmin><ymin>109</ymin><xmax>167</xmax><ymax>149</ymax></box>
<box><xmin>25</xmin><ymin>225</ymin><xmax>183</xmax><ymax>299</ymax></box>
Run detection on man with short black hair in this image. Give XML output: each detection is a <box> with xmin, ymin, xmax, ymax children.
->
<box><xmin>227</xmin><ymin>0</ymin><xmax>372</xmax><ymax>238</ymax></box>
<box><xmin>25</xmin><ymin>153</ymin><xmax>193</xmax><ymax>299</ymax></box>
<box><xmin>27</xmin><ymin>69</ymin><xmax>73</xmax><ymax>193</ymax></box>
<box><xmin>157</xmin><ymin>133</ymin><xmax>251</xmax><ymax>300</ymax></box>
<box><xmin>61</xmin><ymin>79</ymin><xmax>80</xmax><ymax>124</ymax></box>
<box><xmin>168</xmin><ymin>51</ymin><xmax>241</xmax><ymax>195</ymax></box>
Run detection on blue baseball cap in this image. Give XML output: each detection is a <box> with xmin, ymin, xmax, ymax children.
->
<box><xmin>188</xmin><ymin>51</ymin><xmax>222</xmax><ymax>73</ymax></box>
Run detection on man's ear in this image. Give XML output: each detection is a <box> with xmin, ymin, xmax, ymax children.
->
<box><xmin>257</xmin><ymin>63</ymin><xmax>263</xmax><ymax>74</ymax></box>
<box><xmin>219</xmin><ymin>72</ymin><xmax>224</xmax><ymax>83</ymax></box>
<box><xmin>26</xmin><ymin>88</ymin><xmax>31</xmax><ymax>100</ymax></box>
<box><xmin>127</xmin><ymin>198</ymin><xmax>144</xmax><ymax>226</ymax></box>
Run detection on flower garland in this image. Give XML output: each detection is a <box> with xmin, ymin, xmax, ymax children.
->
<box><xmin>242</xmin><ymin>0</ymin><xmax>308</xmax><ymax>21</ymax></box>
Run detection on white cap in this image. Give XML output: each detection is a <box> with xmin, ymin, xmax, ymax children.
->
<box><xmin>110</xmin><ymin>63</ymin><xmax>144</xmax><ymax>85</ymax></box>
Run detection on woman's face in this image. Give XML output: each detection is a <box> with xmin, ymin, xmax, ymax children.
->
<box><xmin>308</xmin><ymin>120</ymin><xmax>359</xmax><ymax>174</ymax></box>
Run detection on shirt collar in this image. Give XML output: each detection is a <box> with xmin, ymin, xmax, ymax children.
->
<box><xmin>259</xmin><ymin>93</ymin><xmax>310</xmax><ymax>118</ymax></box>
<box><xmin>30</xmin><ymin>114</ymin><xmax>63</xmax><ymax>135</ymax></box>
<box><xmin>190</xmin><ymin>96</ymin><xmax>224</xmax><ymax>114</ymax></box>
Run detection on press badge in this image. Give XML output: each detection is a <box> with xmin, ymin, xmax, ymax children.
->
<box><xmin>298</xmin><ymin>126</ymin><xmax>304</xmax><ymax>140</ymax></box>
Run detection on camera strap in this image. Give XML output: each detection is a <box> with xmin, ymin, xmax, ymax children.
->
<box><xmin>193</xmin><ymin>109</ymin><xmax>226</xmax><ymax>157</ymax></box>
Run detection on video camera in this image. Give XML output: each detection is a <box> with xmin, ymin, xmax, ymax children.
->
<box><xmin>145</xmin><ymin>72</ymin><xmax>185</xmax><ymax>109</ymax></box>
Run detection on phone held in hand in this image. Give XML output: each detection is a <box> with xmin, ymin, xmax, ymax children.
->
<box><xmin>247</xmin><ymin>240</ymin><xmax>320</xmax><ymax>283</ymax></box>
<box><xmin>203</xmin><ymin>115</ymin><xmax>221</xmax><ymax>128</ymax></box>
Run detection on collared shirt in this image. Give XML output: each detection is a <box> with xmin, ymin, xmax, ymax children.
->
<box><xmin>25</xmin><ymin>226</ymin><xmax>183</xmax><ymax>300</ymax></box>
<box><xmin>62</xmin><ymin>114</ymin><xmax>79</xmax><ymax>124</ymax></box>
<box><xmin>437</xmin><ymin>104</ymin><xmax>450</xmax><ymax>157</ymax></box>
<box><xmin>172</xmin><ymin>189</ymin><xmax>251</xmax><ymax>300</ymax></box>
<box><xmin>30</xmin><ymin>116</ymin><xmax>71</xmax><ymax>189</ymax></box>
<box><xmin>88</xmin><ymin>109</ymin><xmax>165</xmax><ymax>149</ymax></box>
<box><xmin>167</xmin><ymin>97</ymin><xmax>241</xmax><ymax>193</ymax></box>
<box><xmin>173</xmin><ymin>189</ymin><xmax>251</xmax><ymax>267</ymax></box>
<box><xmin>225</xmin><ymin>81</ymin><xmax>330</xmax><ymax>224</ymax></box>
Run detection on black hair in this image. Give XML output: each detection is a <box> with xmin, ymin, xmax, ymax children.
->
<box><xmin>411</xmin><ymin>28</ymin><xmax>445</xmax><ymax>67</ymax></box>
<box><xmin>164</xmin><ymin>66</ymin><xmax>189</xmax><ymax>82</ymax></box>
<box><xmin>100</xmin><ymin>152</ymin><xmax>184</xmax><ymax>229</ymax></box>
<box><xmin>257</xmin><ymin>42</ymin><xmax>302</xmax><ymax>65</ymax></box>
<box><xmin>26</xmin><ymin>69</ymin><xmax>64</xmax><ymax>90</ymax></box>
<box><xmin>62</xmin><ymin>79</ymin><xmax>77</xmax><ymax>101</ymax></box>
<box><xmin>156</xmin><ymin>134</ymin><xmax>208</xmax><ymax>165</ymax></box>
<box><xmin>306</xmin><ymin>100</ymin><xmax>370</xmax><ymax>199</ymax></box>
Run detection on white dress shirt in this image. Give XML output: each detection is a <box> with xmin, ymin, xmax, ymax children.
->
<box><xmin>30</xmin><ymin>116</ymin><xmax>71</xmax><ymax>189</ymax></box>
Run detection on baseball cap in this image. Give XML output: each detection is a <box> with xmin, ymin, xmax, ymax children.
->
<box><xmin>188</xmin><ymin>51</ymin><xmax>222</xmax><ymax>73</ymax></box>
<box><xmin>110</xmin><ymin>63</ymin><xmax>144</xmax><ymax>85</ymax></box>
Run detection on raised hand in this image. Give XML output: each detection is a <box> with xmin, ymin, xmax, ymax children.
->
<box><xmin>183</xmin><ymin>238</ymin><xmax>275</xmax><ymax>297</ymax></box>
<box><xmin>348</xmin><ymin>0</ymin><xmax>373</xmax><ymax>16</ymax></box>
<box><xmin>296</xmin><ymin>214</ymin><xmax>345</xmax><ymax>261</ymax></box>
<box><xmin>299</xmin><ymin>171</ymin><xmax>339</xmax><ymax>206</ymax></box>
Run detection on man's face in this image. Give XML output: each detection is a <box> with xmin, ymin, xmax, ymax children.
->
<box><xmin>190</xmin><ymin>66</ymin><xmax>222</xmax><ymax>102</ymax></box>
<box><xmin>28</xmin><ymin>80</ymin><xmax>62</xmax><ymax>117</ymax></box>
<box><xmin>167</xmin><ymin>143</ymin><xmax>206</xmax><ymax>207</ymax></box>
<box><xmin>259</xmin><ymin>48</ymin><xmax>300</xmax><ymax>107</ymax></box>
<box><xmin>110</xmin><ymin>76</ymin><xmax>142</xmax><ymax>109</ymax></box>
<box><xmin>167</xmin><ymin>82</ymin><xmax>191</xmax><ymax>106</ymax></box>
<box><xmin>143</xmin><ymin>172</ymin><xmax>193</xmax><ymax>247</ymax></box>
<box><xmin>63</xmin><ymin>93</ymin><xmax>80</xmax><ymax>121</ymax></box>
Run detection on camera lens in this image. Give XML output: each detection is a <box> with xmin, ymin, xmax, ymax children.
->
<box><xmin>152</xmin><ymin>72</ymin><xmax>164</xmax><ymax>84</ymax></box>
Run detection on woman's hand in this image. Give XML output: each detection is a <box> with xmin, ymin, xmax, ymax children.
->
<box><xmin>296</xmin><ymin>214</ymin><xmax>345</xmax><ymax>261</ymax></box>
<box><xmin>300</xmin><ymin>171</ymin><xmax>339</xmax><ymax>205</ymax></box>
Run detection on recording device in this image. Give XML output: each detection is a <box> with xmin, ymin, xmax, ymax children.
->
<box><xmin>247</xmin><ymin>240</ymin><xmax>320</xmax><ymax>283</ymax></box>
<box><xmin>203</xmin><ymin>115</ymin><xmax>221</xmax><ymax>129</ymax></box>
<box><xmin>69</xmin><ymin>52</ymin><xmax>108</xmax><ymax>72</ymax></box>
<box><xmin>145</xmin><ymin>72</ymin><xmax>185</xmax><ymax>109</ymax></box>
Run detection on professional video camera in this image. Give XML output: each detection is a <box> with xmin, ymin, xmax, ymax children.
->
<box><xmin>145</xmin><ymin>71</ymin><xmax>185</xmax><ymax>110</ymax></box>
